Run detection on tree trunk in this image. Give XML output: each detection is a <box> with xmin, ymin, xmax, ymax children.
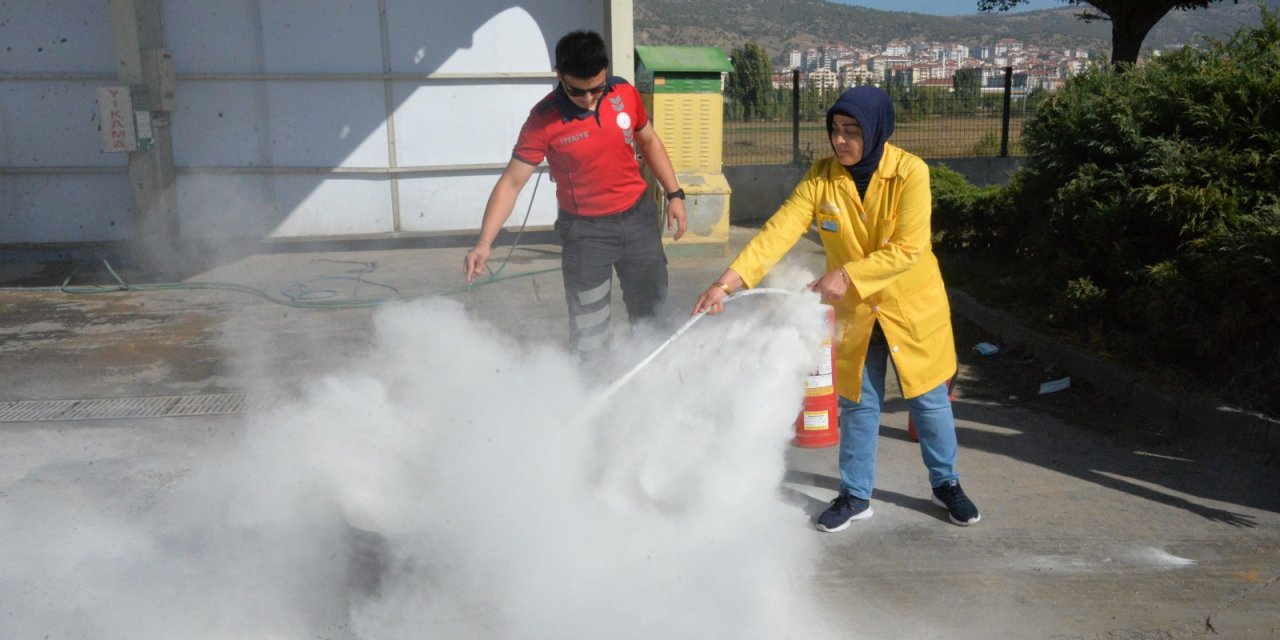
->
<box><xmin>1104</xmin><ymin>2</ymin><xmax>1178</xmax><ymax>68</ymax></box>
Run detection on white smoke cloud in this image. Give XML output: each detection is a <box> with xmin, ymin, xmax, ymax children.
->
<box><xmin>1</xmin><ymin>278</ymin><xmax>841</xmax><ymax>639</ymax></box>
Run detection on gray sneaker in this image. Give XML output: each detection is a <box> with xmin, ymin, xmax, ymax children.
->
<box><xmin>931</xmin><ymin>479</ymin><xmax>981</xmax><ymax>526</ymax></box>
<box><xmin>816</xmin><ymin>490</ymin><xmax>873</xmax><ymax>532</ymax></box>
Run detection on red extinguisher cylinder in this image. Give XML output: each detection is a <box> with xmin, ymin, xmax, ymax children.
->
<box><xmin>794</xmin><ymin>306</ymin><xmax>840</xmax><ymax>448</ymax></box>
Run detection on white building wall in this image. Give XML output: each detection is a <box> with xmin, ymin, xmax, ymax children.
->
<box><xmin>0</xmin><ymin>1</ymin><xmax>132</xmax><ymax>243</ymax></box>
<box><xmin>2</xmin><ymin>0</ymin><xmax>618</xmax><ymax>245</ymax></box>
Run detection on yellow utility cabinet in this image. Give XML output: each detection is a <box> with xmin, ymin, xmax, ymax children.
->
<box><xmin>635</xmin><ymin>46</ymin><xmax>734</xmax><ymax>257</ymax></box>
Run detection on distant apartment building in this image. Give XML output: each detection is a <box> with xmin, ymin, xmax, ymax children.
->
<box><xmin>807</xmin><ymin>67</ymin><xmax>840</xmax><ymax>90</ymax></box>
<box><xmin>777</xmin><ymin>37</ymin><xmax>1092</xmax><ymax>96</ymax></box>
<box><xmin>941</xmin><ymin>45</ymin><xmax>969</xmax><ymax>63</ymax></box>
<box><xmin>771</xmin><ymin>68</ymin><xmax>796</xmax><ymax>89</ymax></box>
<box><xmin>886</xmin><ymin>67</ymin><xmax>916</xmax><ymax>88</ymax></box>
<box><xmin>1062</xmin><ymin>57</ymin><xmax>1091</xmax><ymax>76</ymax></box>
<box><xmin>796</xmin><ymin>47</ymin><xmax>819</xmax><ymax>71</ymax></box>
<box><xmin>1025</xmin><ymin>63</ymin><xmax>1064</xmax><ymax>91</ymax></box>
<box><xmin>822</xmin><ymin>49</ymin><xmax>837</xmax><ymax>71</ymax></box>
<box><xmin>978</xmin><ymin>66</ymin><xmax>1023</xmax><ymax>92</ymax></box>
<box><xmin>994</xmin><ymin>38</ymin><xmax>1023</xmax><ymax>56</ymax></box>
<box><xmin>838</xmin><ymin>63</ymin><xmax>878</xmax><ymax>87</ymax></box>
<box><xmin>915</xmin><ymin>61</ymin><xmax>951</xmax><ymax>81</ymax></box>
<box><xmin>869</xmin><ymin>55</ymin><xmax>910</xmax><ymax>78</ymax></box>
<box><xmin>882</xmin><ymin>42</ymin><xmax>911</xmax><ymax>57</ymax></box>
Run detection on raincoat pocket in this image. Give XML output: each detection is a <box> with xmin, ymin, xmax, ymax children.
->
<box><xmin>894</xmin><ymin>279</ymin><xmax>951</xmax><ymax>342</ymax></box>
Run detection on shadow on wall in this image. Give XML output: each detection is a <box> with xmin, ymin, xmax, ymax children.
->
<box><xmin>723</xmin><ymin>164</ymin><xmax>805</xmax><ymax>225</ymax></box>
<box><xmin>169</xmin><ymin>1</ymin><xmax>596</xmax><ymax>252</ymax></box>
<box><xmin>1</xmin><ymin>1</ymin><xmax>603</xmax><ymax>284</ymax></box>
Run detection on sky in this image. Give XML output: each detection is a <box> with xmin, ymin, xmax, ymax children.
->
<box><xmin>829</xmin><ymin>0</ymin><xmax>1064</xmax><ymax>16</ymax></box>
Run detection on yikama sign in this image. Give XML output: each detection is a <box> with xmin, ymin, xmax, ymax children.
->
<box><xmin>96</xmin><ymin>86</ymin><xmax>137</xmax><ymax>153</ymax></box>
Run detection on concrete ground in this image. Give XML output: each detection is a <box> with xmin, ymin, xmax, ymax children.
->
<box><xmin>1</xmin><ymin>227</ymin><xmax>1277</xmax><ymax>639</ymax></box>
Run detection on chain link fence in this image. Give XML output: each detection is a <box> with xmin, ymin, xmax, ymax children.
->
<box><xmin>724</xmin><ymin>68</ymin><xmax>1039</xmax><ymax>165</ymax></box>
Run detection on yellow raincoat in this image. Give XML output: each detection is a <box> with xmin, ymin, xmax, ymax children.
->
<box><xmin>728</xmin><ymin>143</ymin><xmax>956</xmax><ymax>401</ymax></box>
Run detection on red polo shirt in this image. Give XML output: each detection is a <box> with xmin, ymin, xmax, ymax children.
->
<box><xmin>512</xmin><ymin>78</ymin><xmax>650</xmax><ymax>216</ymax></box>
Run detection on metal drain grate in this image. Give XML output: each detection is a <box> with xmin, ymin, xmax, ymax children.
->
<box><xmin>0</xmin><ymin>392</ymin><xmax>291</xmax><ymax>423</ymax></box>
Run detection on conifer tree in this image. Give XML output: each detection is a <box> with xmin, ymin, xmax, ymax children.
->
<box><xmin>727</xmin><ymin>42</ymin><xmax>773</xmax><ymax>121</ymax></box>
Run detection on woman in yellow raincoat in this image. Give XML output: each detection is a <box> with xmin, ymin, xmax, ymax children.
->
<box><xmin>693</xmin><ymin>86</ymin><xmax>980</xmax><ymax>531</ymax></box>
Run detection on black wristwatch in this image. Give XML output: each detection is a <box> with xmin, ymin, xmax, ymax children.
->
<box><xmin>665</xmin><ymin>188</ymin><xmax>686</xmax><ymax>201</ymax></box>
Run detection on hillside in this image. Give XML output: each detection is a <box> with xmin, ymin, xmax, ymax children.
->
<box><xmin>635</xmin><ymin>0</ymin><xmax>1280</xmax><ymax>61</ymax></box>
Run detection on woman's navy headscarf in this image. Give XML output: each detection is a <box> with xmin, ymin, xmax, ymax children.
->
<box><xmin>825</xmin><ymin>86</ymin><xmax>895</xmax><ymax>197</ymax></box>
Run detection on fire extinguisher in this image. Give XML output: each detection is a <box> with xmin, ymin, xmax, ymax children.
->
<box><xmin>794</xmin><ymin>305</ymin><xmax>839</xmax><ymax>448</ymax></box>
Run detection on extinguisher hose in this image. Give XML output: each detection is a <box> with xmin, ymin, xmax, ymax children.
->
<box><xmin>592</xmin><ymin>287</ymin><xmax>799</xmax><ymax>406</ymax></box>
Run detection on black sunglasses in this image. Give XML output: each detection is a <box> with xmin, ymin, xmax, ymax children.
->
<box><xmin>562</xmin><ymin>80</ymin><xmax>607</xmax><ymax>97</ymax></box>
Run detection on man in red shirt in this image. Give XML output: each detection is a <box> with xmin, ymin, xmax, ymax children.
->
<box><xmin>464</xmin><ymin>30</ymin><xmax>687</xmax><ymax>360</ymax></box>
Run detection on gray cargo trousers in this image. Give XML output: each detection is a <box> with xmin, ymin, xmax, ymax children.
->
<box><xmin>554</xmin><ymin>195</ymin><xmax>668</xmax><ymax>358</ymax></box>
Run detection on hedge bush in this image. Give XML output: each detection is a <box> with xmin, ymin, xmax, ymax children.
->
<box><xmin>936</xmin><ymin>8</ymin><xmax>1280</xmax><ymax>415</ymax></box>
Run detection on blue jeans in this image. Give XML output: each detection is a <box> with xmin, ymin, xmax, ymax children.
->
<box><xmin>838</xmin><ymin>327</ymin><xmax>959</xmax><ymax>500</ymax></box>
